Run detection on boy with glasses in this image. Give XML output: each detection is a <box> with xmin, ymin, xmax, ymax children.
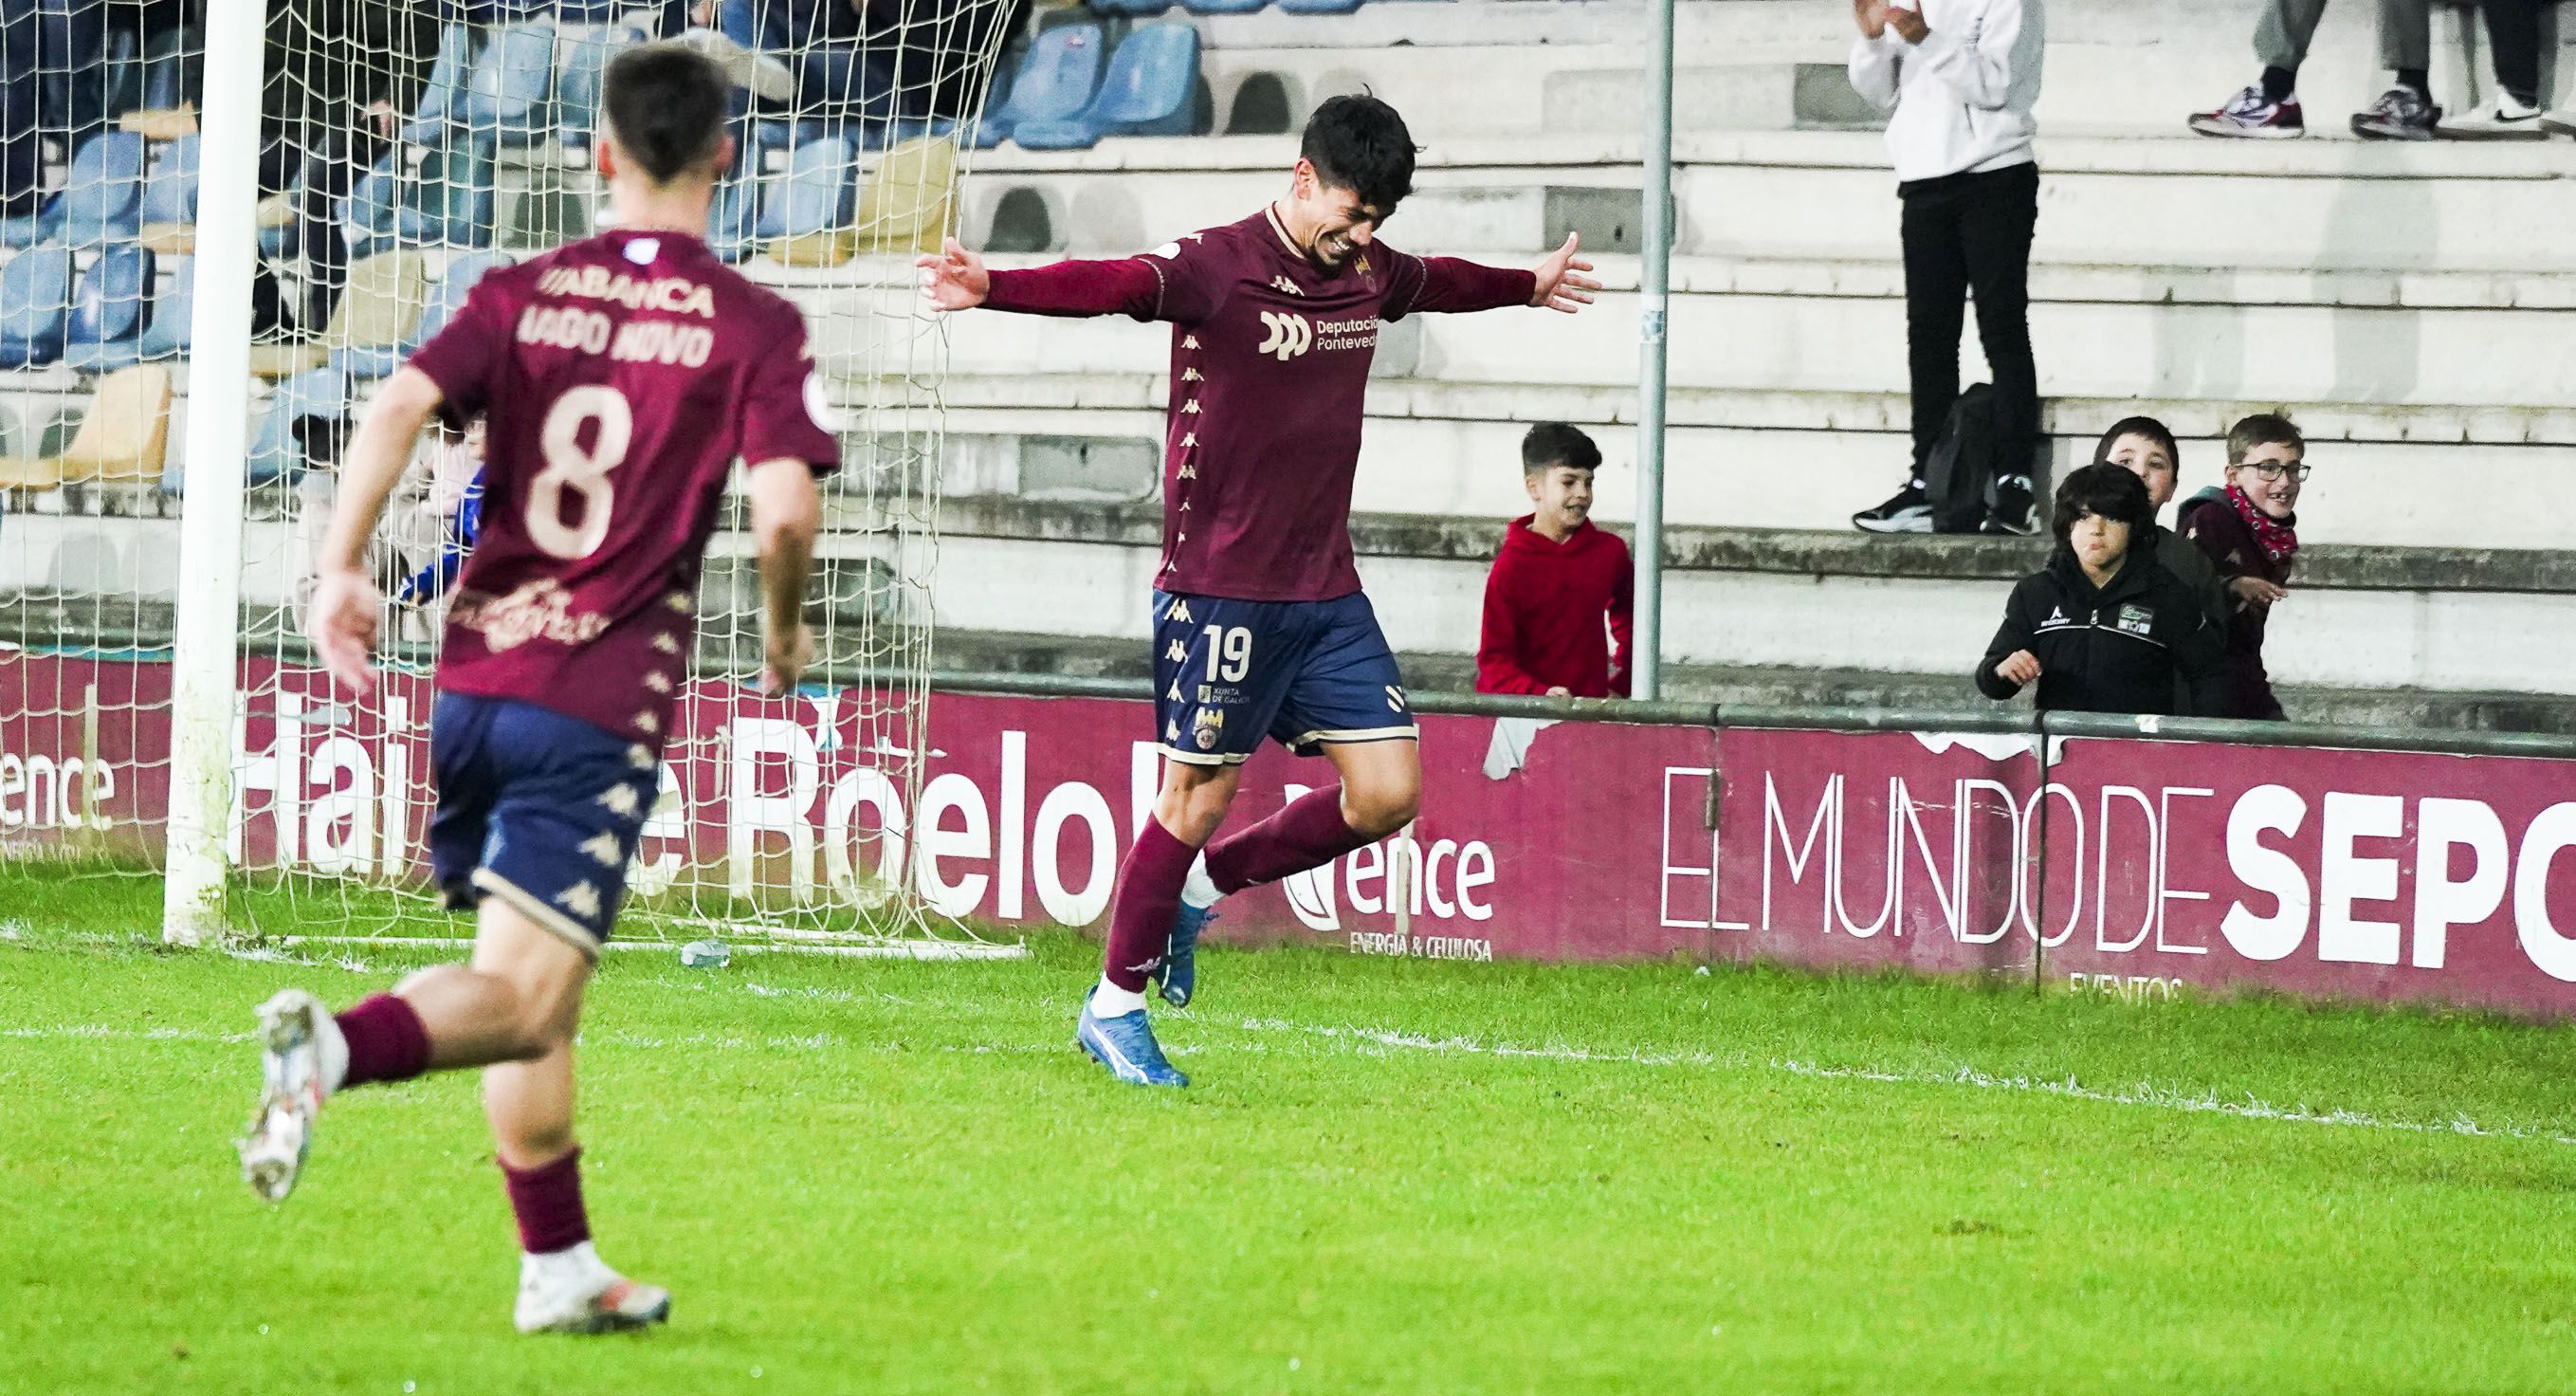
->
<box><xmin>2181</xmin><ymin>413</ymin><xmax>2308</xmax><ymax>720</ymax></box>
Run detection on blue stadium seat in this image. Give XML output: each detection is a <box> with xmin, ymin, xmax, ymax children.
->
<box><xmin>1014</xmin><ymin>25</ymin><xmax>1202</xmax><ymax>150</ymax></box>
<box><xmin>755</xmin><ymin>137</ymin><xmax>854</xmax><ymax>240</ymax></box>
<box><xmin>399</xmin><ymin>26</ymin><xmax>478</xmax><ymax>146</ymax></box>
<box><xmin>0</xmin><ymin>132</ymin><xmax>148</xmax><ymax>250</ymax></box>
<box><xmin>0</xmin><ymin>247</ymin><xmax>75</xmax><ymax>368</ymax></box>
<box><xmin>977</xmin><ymin>24</ymin><xmax>1105</xmax><ymax>150</ymax></box>
<box><xmin>138</xmin><ymin>133</ymin><xmax>199</xmax><ymax>242</ymax></box>
<box><xmin>466</xmin><ymin>22</ymin><xmax>558</xmax><ymax>149</ymax></box>
<box><xmin>1276</xmin><ymin>0</ymin><xmax>1361</xmax><ymax>11</ymax></box>
<box><xmin>1181</xmin><ymin>0</ymin><xmax>1267</xmax><ymax>14</ymax></box>
<box><xmin>63</xmin><ymin>244</ymin><xmax>155</xmax><ymax>373</ymax></box>
<box><xmin>137</xmin><ymin>255</ymin><xmax>192</xmax><ymax>360</ymax></box>
<box><xmin>1092</xmin><ymin>0</ymin><xmax>1176</xmax><ymax>13</ymax></box>
<box><xmin>248</xmin><ymin>367</ymin><xmax>350</xmax><ymax>485</ymax></box>
<box><xmin>334</xmin><ymin>248</ymin><xmax>509</xmax><ymax>380</ymax></box>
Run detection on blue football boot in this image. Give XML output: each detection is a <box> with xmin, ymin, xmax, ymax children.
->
<box><xmin>1156</xmin><ymin>901</ymin><xmax>1218</xmax><ymax>1008</ymax></box>
<box><xmin>1076</xmin><ymin>993</ymin><xmax>1188</xmax><ymax>1088</ymax></box>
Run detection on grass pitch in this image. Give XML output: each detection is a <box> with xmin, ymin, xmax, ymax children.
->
<box><xmin>2</xmin><ymin>867</ymin><xmax>2572</xmax><ymax>1395</ymax></box>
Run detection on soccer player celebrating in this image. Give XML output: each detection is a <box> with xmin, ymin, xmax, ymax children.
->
<box><xmin>918</xmin><ymin>96</ymin><xmax>1599</xmax><ymax>1087</ymax></box>
<box><xmin>235</xmin><ymin>46</ymin><xmax>837</xmax><ymax>1332</ymax></box>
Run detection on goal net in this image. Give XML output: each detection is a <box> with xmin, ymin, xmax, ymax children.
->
<box><xmin>0</xmin><ymin>0</ymin><xmax>1023</xmax><ymax>952</ymax></box>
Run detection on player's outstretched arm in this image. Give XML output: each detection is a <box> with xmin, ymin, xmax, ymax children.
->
<box><xmin>309</xmin><ymin>366</ymin><xmax>444</xmax><ymax>696</ymax></box>
<box><xmin>747</xmin><ymin>457</ymin><xmax>822</xmax><ymax>696</ymax></box>
<box><xmin>918</xmin><ymin>236</ymin><xmax>1175</xmax><ymax>321</ymax></box>
<box><xmin>1529</xmin><ymin>232</ymin><xmax>1601</xmax><ymax>315</ymax></box>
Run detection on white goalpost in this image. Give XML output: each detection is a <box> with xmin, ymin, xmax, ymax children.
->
<box><xmin>0</xmin><ymin>0</ymin><xmax>1032</xmax><ymax>951</ymax></box>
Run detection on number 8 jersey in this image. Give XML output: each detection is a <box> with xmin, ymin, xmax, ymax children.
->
<box><xmin>406</xmin><ymin>229</ymin><xmax>840</xmax><ymax>746</ymax></box>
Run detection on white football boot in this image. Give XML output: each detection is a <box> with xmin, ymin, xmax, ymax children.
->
<box><xmin>237</xmin><ymin>989</ymin><xmax>342</xmax><ymax>1202</ymax></box>
<box><xmin>514</xmin><ymin>1243</ymin><xmax>673</xmax><ymax>1334</ymax></box>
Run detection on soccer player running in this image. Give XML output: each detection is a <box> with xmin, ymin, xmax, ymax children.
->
<box><xmin>918</xmin><ymin>96</ymin><xmax>1598</xmax><ymax>1087</ymax></box>
<box><xmin>235</xmin><ymin>46</ymin><xmax>838</xmax><ymax>1332</ymax></box>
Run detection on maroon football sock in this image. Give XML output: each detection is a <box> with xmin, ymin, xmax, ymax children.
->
<box><xmin>500</xmin><ymin>1147</ymin><xmax>592</xmax><ymax>1256</ymax></box>
<box><xmin>1207</xmin><ymin>785</ymin><xmax>1374</xmax><ymax>895</ymax></box>
<box><xmin>334</xmin><ymin>993</ymin><xmax>430</xmax><ymax>1089</ymax></box>
<box><xmin>1102</xmin><ymin>817</ymin><xmax>1199</xmax><ymax>993</ymax></box>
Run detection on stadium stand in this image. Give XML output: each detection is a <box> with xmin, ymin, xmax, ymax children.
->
<box><xmin>61</xmin><ymin>242</ymin><xmax>152</xmax><ymax>373</ymax></box>
<box><xmin>2</xmin><ymin>0</ymin><xmax>2573</xmax><ymax>732</ymax></box>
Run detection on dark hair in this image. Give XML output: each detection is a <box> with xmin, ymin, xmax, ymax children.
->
<box><xmin>2226</xmin><ymin>412</ymin><xmax>2304</xmax><ymax>467</ymax></box>
<box><xmin>603</xmin><ymin>45</ymin><xmax>730</xmax><ymax>185</ymax></box>
<box><xmin>2050</xmin><ymin>461</ymin><xmax>2154</xmax><ymax>543</ymax></box>
<box><xmin>2093</xmin><ymin>415</ymin><xmax>2178</xmax><ymax>468</ymax></box>
<box><xmin>1299</xmin><ymin>94</ymin><xmax>1417</xmax><ymax>215</ymax></box>
<box><xmin>293</xmin><ymin>413</ymin><xmax>352</xmax><ymax>467</ymax></box>
<box><xmin>1521</xmin><ymin>422</ymin><xmax>1601</xmax><ymax>476</ymax></box>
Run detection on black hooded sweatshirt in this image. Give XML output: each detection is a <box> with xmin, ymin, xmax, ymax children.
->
<box><xmin>1977</xmin><ymin>544</ymin><xmax>2225</xmax><ymax>714</ymax></box>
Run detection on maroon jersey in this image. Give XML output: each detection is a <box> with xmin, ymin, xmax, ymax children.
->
<box><xmin>406</xmin><ymin>229</ymin><xmax>839</xmax><ymax>744</ymax></box>
<box><xmin>984</xmin><ymin>208</ymin><xmax>1535</xmax><ymax>602</ymax></box>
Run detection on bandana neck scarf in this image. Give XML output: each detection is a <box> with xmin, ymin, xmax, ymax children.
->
<box><xmin>2226</xmin><ymin>482</ymin><xmax>2299</xmax><ymax>566</ymax></box>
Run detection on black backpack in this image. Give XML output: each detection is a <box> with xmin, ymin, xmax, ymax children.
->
<box><xmin>1924</xmin><ymin>382</ymin><xmax>2001</xmax><ymax>534</ymax></box>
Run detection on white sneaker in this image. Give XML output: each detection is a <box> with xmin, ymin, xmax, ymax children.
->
<box><xmin>514</xmin><ymin>1245</ymin><xmax>673</xmax><ymax>1334</ymax></box>
<box><xmin>237</xmin><ymin>989</ymin><xmax>334</xmax><ymax>1203</ymax></box>
<box><xmin>2436</xmin><ymin>93</ymin><xmax>2548</xmax><ymax>140</ymax></box>
<box><xmin>678</xmin><ymin>27</ymin><xmax>797</xmax><ymax>103</ymax></box>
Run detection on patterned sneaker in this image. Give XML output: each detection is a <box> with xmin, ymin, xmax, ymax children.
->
<box><xmin>2189</xmin><ymin>85</ymin><xmax>2306</xmax><ymax>138</ymax></box>
<box><xmin>1075</xmin><ymin>993</ymin><xmax>1188</xmax><ymax>1088</ymax></box>
<box><xmin>1852</xmin><ymin>480</ymin><xmax>1932</xmax><ymax>534</ymax></box>
<box><xmin>2350</xmin><ymin>85</ymin><xmax>2440</xmax><ymax>140</ymax></box>
<box><xmin>1157</xmin><ymin>902</ymin><xmax>1218</xmax><ymax>1009</ymax></box>
<box><xmin>2437</xmin><ymin>93</ymin><xmax>2547</xmax><ymax>140</ymax></box>
<box><xmin>237</xmin><ymin>989</ymin><xmax>331</xmax><ymax>1203</ymax></box>
<box><xmin>1980</xmin><ymin>474</ymin><xmax>2041</xmax><ymax>536</ymax></box>
<box><xmin>515</xmin><ymin>1250</ymin><xmax>672</xmax><ymax>1335</ymax></box>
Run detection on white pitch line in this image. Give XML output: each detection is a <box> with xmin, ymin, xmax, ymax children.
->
<box><xmin>5</xmin><ymin>1015</ymin><xmax>2567</xmax><ymax>1149</ymax></box>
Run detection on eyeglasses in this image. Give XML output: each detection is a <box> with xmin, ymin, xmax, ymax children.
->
<box><xmin>2241</xmin><ymin>462</ymin><xmax>2311</xmax><ymax>483</ymax></box>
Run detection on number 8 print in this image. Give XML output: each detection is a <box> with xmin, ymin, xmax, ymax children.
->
<box><xmin>527</xmin><ymin>384</ymin><xmax>634</xmax><ymax>560</ymax></box>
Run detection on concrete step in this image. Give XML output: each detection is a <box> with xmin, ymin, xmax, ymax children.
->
<box><xmin>885</xmin><ymin>500</ymin><xmax>2576</xmax><ymax>697</ymax></box>
<box><xmin>959</xmin><ymin>131</ymin><xmax>2576</xmax><ymax>272</ymax></box>
<box><xmin>906</xmin><ymin>373</ymin><xmax>2576</xmax><ymax>550</ymax></box>
<box><xmin>886</xmin><ymin>254</ymin><xmax>2576</xmax><ymax>408</ymax></box>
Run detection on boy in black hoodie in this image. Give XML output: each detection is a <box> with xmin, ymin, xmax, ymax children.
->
<box><xmin>1979</xmin><ymin>463</ymin><xmax>2222</xmax><ymax>714</ymax></box>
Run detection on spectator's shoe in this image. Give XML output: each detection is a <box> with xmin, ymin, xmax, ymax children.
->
<box><xmin>1852</xmin><ymin>481</ymin><xmax>1933</xmax><ymax>534</ymax></box>
<box><xmin>2437</xmin><ymin>93</ymin><xmax>2548</xmax><ymax>140</ymax></box>
<box><xmin>1076</xmin><ymin>993</ymin><xmax>1188</xmax><ymax>1088</ymax></box>
<box><xmin>1980</xmin><ymin>475</ymin><xmax>2041</xmax><ymax>536</ymax></box>
<box><xmin>679</xmin><ymin>26</ymin><xmax>798</xmax><ymax>104</ymax></box>
<box><xmin>2542</xmin><ymin>110</ymin><xmax>2576</xmax><ymax>138</ymax></box>
<box><xmin>2350</xmin><ymin>85</ymin><xmax>2441</xmax><ymax>140</ymax></box>
<box><xmin>2188</xmin><ymin>86</ymin><xmax>2305</xmax><ymax>138</ymax></box>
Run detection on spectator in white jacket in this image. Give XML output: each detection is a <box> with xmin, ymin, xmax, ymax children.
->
<box><xmin>1845</xmin><ymin>0</ymin><xmax>2047</xmax><ymax>538</ymax></box>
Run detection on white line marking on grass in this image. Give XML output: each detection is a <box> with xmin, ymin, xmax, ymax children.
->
<box><xmin>1220</xmin><ymin>1018</ymin><xmax>2576</xmax><ymax>1148</ymax></box>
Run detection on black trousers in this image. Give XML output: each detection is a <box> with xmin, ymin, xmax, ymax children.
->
<box><xmin>2481</xmin><ymin>0</ymin><xmax>2543</xmax><ymax>104</ymax></box>
<box><xmin>1900</xmin><ymin>161</ymin><xmax>2039</xmax><ymax>480</ymax></box>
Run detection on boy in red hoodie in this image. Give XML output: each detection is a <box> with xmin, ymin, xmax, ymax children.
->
<box><xmin>1477</xmin><ymin>423</ymin><xmax>1635</xmax><ymax>697</ymax></box>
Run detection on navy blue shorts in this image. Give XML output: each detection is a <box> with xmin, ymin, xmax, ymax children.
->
<box><xmin>428</xmin><ymin>692</ymin><xmax>660</xmax><ymax>957</ymax></box>
<box><xmin>1152</xmin><ymin>589</ymin><xmax>1417</xmax><ymax>765</ymax></box>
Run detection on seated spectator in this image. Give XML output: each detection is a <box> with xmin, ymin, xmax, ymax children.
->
<box><xmin>397</xmin><ymin>413</ymin><xmax>485</xmax><ymax>612</ymax></box>
<box><xmin>2181</xmin><ymin>413</ymin><xmax>2305</xmax><ymax>721</ymax></box>
<box><xmin>2188</xmin><ymin>0</ymin><xmax>2439</xmax><ymax>140</ymax></box>
<box><xmin>1977</xmin><ymin>462</ymin><xmax>2221</xmax><ymax>714</ymax></box>
<box><xmin>1475</xmin><ymin>423</ymin><xmax>1633</xmax><ymax>699</ymax></box>
<box><xmin>2434</xmin><ymin>0</ymin><xmax>2566</xmax><ymax>138</ymax></box>
<box><xmin>2095</xmin><ymin>415</ymin><xmax>2230</xmax><ymax>710</ymax></box>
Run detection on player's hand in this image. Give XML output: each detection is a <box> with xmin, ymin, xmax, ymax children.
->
<box><xmin>308</xmin><ymin>567</ymin><xmax>383</xmax><ymax>697</ymax></box>
<box><xmin>1853</xmin><ymin>0</ymin><xmax>1889</xmax><ymax>38</ymax></box>
<box><xmin>1544</xmin><ymin>686</ymin><xmax>1573</xmax><ymax>698</ymax></box>
<box><xmin>1886</xmin><ymin>3</ymin><xmax>1928</xmax><ymax>42</ymax></box>
<box><xmin>1529</xmin><ymin>231</ymin><xmax>1599</xmax><ymax>314</ymax></box>
<box><xmin>915</xmin><ymin>237</ymin><xmax>991</xmax><ymax>312</ymax></box>
<box><xmin>2230</xmin><ymin>576</ymin><xmax>2288</xmax><ymax>608</ymax></box>
<box><xmin>1994</xmin><ymin>650</ymin><xmax>2041</xmax><ymax>688</ymax></box>
<box><xmin>761</xmin><ymin>622</ymin><xmax>814</xmax><ymax>697</ymax></box>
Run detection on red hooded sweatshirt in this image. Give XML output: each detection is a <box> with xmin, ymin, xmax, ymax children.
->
<box><xmin>1476</xmin><ymin>516</ymin><xmax>1635</xmax><ymax>697</ymax></box>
